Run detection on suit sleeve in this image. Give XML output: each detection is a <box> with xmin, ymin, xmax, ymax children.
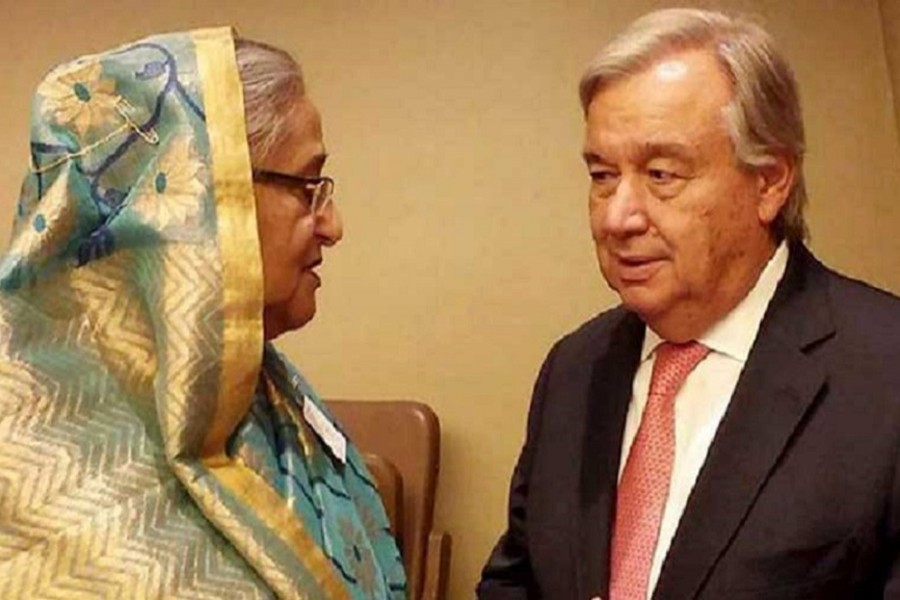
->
<box><xmin>882</xmin><ymin>435</ymin><xmax>900</xmax><ymax>598</ymax></box>
<box><xmin>476</xmin><ymin>343</ymin><xmax>559</xmax><ymax>599</ymax></box>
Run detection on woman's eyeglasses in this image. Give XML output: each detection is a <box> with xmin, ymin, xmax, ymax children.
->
<box><xmin>252</xmin><ymin>169</ymin><xmax>335</xmax><ymax>216</ymax></box>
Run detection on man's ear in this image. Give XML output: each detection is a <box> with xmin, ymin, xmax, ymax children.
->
<box><xmin>756</xmin><ymin>154</ymin><xmax>796</xmax><ymax>226</ymax></box>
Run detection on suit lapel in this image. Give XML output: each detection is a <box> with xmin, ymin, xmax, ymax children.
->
<box><xmin>577</xmin><ymin>312</ymin><xmax>644</xmax><ymax>600</ymax></box>
<box><xmin>653</xmin><ymin>244</ymin><xmax>835</xmax><ymax>600</ymax></box>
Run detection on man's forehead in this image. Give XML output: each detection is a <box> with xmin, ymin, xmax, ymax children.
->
<box><xmin>586</xmin><ymin>51</ymin><xmax>732</xmax><ymax>129</ymax></box>
<box><xmin>593</xmin><ymin>48</ymin><xmax>730</xmax><ymax>103</ymax></box>
<box><xmin>653</xmin><ymin>58</ymin><xmax>691</xmax><ymax>82</ymax></box>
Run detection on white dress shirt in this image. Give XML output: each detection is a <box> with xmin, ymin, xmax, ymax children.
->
<box><xmin>617</xmin><ymin>243</ymin><xmax>789</xmax><ymax>595</ymax></box>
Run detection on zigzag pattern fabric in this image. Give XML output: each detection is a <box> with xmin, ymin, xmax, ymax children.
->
<box><xmin>0</xmin><ymin>28</ymin><xmax>405</xmax><ymax>599</ymax></box>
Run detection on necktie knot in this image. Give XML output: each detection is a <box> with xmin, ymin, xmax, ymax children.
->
<box><xmin>648</xmin><ymin>341</ymin><xmax>710</xmax><ymax>401</ymax></box>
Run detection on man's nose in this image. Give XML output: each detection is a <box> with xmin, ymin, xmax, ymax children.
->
<box><xmin>316</xmin><ymin>202</ymin><xmax>343</xmax><ymax>246</ymax></box>
<box><xmin>602</xmin><ymin>178</ymin><xmax>649</xmax><ymax>236</ymax></box>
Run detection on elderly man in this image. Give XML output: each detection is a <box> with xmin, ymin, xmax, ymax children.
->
<box><xmin>478</xmin><ymin>8</ymin><xmax>900</xmax><ymax>600</ymax></box>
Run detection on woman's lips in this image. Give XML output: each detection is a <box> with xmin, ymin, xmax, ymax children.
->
<box><xmin>306</xmin><ymin>268</ymin><xmax>321</xmax><ymax>285</ymax></box>
<box><xmin>305</xmin><ymin>258</ymin><xmax>323</xmax><ymax>284</ymax></box>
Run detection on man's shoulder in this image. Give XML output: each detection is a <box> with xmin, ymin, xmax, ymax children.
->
<box><xmin>549</xmin><ymin>304</ymin><xmax>638</xmax><ymax>359</ymax></box>
<box><xmin>823</xmin><ymin>263</ymin><xmax>900</xmax><ymax>338</ymax></box>
<box><xmin>794</xmin><ymin>246</ymin><xmax>900</xmax><ymax>348</ymax></box>
<box><xmin>825</xmin><ymin>266</ymin><xmax>900</xmax><ymax>313</ymax></box>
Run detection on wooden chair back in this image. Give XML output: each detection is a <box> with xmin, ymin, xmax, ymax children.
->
<box><xmin>328</xmin><ymin>400</ymin><xmax>450</xmax><ymax>600</ymax></box>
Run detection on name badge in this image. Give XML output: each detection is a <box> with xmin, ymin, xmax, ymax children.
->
<box><xmin>302</xmin><ymin>396</ymin><xmax>347</xmax><ymax>464</ymax></box>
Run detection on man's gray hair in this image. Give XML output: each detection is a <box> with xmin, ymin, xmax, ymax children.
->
<box><xmin>579</xmin><ymin>9</ymin><xmax>808</xmax><ymax>242</ymax></box>
<box><xmin>235</xmin><ymin>38</ymin><xmax>305</xmax><ymax>164</ymax></box>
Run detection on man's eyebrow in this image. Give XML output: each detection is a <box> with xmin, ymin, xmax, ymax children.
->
<box><xmin>581</xmin><ymin>142</ymin><xmax>697</xmax><ymax>166</ymax></box>
<box><xmin>582</xmin><ymin>150</ymin><xmax>606</xmax><ymax>165</ymax></box>
<box><xmin>640</xmin><ymin>142</ymin><xmax>696</xmax><ymax>162</ymax></box>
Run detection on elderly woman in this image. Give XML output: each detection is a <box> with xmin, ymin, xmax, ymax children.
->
<box><xmin>0</xmin><ymin>28</ymin><xmax>406</xmax><ymax>599</ymax></box>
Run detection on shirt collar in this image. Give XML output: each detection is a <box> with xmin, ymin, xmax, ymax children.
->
<box><xmin>640</xmin><ymin>242</ymin><xmax>789</xmax><ymax>362</ymax></box>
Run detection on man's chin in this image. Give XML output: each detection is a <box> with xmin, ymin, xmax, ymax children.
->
<box><xmin>617</xmin><ymin>287</ymin><xmax>668</xmax><ymax>321</ymax></box>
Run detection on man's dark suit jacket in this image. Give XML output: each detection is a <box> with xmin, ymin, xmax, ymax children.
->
<box><xmin>478</xmin><ymin>244</ymin><xmax>900</xmax><ymax>599</ymax></box>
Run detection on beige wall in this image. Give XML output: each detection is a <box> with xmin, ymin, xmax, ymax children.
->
<box><xmin>883</xmin><ymin>0</ymin><xmax>900</xmax><ymax>139</ymax></box>
<box><xmin>2</xmin><ymin>1</ymin><xmax>900</xmax><ymax>597</ymax></box>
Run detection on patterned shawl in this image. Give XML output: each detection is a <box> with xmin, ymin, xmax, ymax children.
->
<box><xmin>0</xmin><ymin>28</ymin><xmax>405</xmax><ymax>599</ymax></box>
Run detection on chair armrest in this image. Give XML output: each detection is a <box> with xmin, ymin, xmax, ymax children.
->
<box><xmin>421</xmin><ymin>530</ymin><xmax>452</xmax><ymax>600</ymax></box>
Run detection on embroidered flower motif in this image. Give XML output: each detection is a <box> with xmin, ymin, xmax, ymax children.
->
<box><xmin>7</xmin><ymin>170</ymin><xmax>79</xmax><ymax>266</ymax></box>
<box><xmin>358</xmin><ymin>501</ymin><xmax>386</xmax><ymax>542</ymax></box>
<box><xmin>358</xmin><ymin>500</ymin><xmax>406</xmax><ymax>595</ymax></box>
<box><xmin>39</xmin><ymin>60</ymin><xmax>118</xmax><ymax>137</ymax></box>
<box><xmin>339</xmin><ymin>517</ymin><xmax>378</xmax><ymax>596</ymax></box>
<box><xmin>130</xmin><ymin>136</ymin><xmax>205</xmax><ymax>231</ymax></box>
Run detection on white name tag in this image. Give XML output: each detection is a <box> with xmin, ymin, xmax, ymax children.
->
<box><xmin>302</xmin><ymin>396</ymin><xmax>347</xmax><ymax>464</ymax></box>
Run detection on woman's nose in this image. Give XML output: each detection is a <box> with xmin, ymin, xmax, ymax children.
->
<box><xmin>316</xmin><ymin>202</ymin><xmax>343</xmax><ymax>246</ymax></box>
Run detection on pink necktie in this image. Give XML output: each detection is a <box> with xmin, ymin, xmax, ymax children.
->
<box><xmin>609</xmin><ymin>341</ymin><xmax>710</xmax><ymax>600</ymax></box>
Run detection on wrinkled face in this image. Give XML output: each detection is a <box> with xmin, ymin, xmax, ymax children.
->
<box><xmin>255</xmin><ymin>97</ymin><xmax>342</xmax><ymax>340</ymax></box>
<box><xmin>583</xmin><ymin>49</ymin><xmax>788</xmax><ymax>341</ymax></box>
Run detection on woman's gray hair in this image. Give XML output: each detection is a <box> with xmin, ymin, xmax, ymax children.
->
<box><xmin>579</xmin><ymin>9</ymin><xmax>808</xmax><ymax>242</ymax></box>
<box><xmin>235</xmin><ymin>38</ymin><xmax>305</xmax><ymax>164</ymax></box>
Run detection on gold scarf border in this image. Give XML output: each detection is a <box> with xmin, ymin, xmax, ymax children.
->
<box><xmin>186</xmin><ymin>27</ymin><xmax>350</xmax><ymax>600</ymax></box>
